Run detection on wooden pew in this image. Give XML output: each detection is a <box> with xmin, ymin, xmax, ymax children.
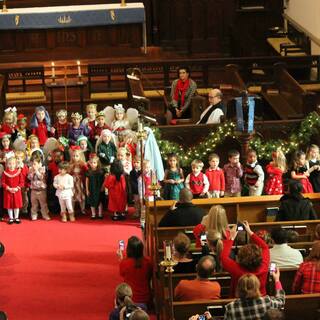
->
<box><xmin>172</xmin><ymin>294</ymin><xmax>320</xmax><ymax>320</ymax></box>
<box><xmin>261</xmin><ymin>63</ymin><xmax>317</xmax><ymax>119</ymax></box>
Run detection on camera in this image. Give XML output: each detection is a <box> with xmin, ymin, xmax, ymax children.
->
<box><xmin>199</xmin><ymin>315</ymin><xmax>206</xmax><ymax>320</ymax></box>
<box><xmin>119</xmin><ymin>240</ymin><xmax>125</xmax><ymax>251</ymax></box>
<box><xmin>237</xmin><ymin>222</ymin><xmax>244</xmax><ymax>231</ymax></box>
<box><xmin>269</xmin><ymin>262</ymin><xmax>277</xmax><ymax>273</ymax></box>
<box><xmin>200</xmin><ymin>234</ymin><xmax>207</xmax><ymax>246</ymax></box>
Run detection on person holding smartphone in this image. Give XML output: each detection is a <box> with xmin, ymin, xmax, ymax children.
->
<box><xmin>220</xmin><ymin>221</ymin><xmax>270</xmax><ymax>297</ymax></box>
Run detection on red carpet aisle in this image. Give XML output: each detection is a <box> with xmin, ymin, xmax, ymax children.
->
<box><xmin>0</xmin><ymin>216</ymin><xmax>142</xmax><ymax>320</ymax></box>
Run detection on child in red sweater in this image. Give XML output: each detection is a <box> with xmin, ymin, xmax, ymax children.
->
<box><xmin>185</xmin><ymin>159</ymin><xmax>209</xmax><ymax>198</ymax></box>
<box><xmin>205</xmin><ymin>153</ymin><xmax>225</xmax><ymax>198</ymax></box>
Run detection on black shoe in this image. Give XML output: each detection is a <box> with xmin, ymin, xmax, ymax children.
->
<box><xmin>112</xmin><ymin>214</ymin><xmax>120</xmax><ymax>221</ymax></box>
<box><xmin>91</xmin><ymin>215</ymin><xmax>97</xmax><ymax>220</ymax></box>
<box><xmin>8</xmin><ymin>219</ymin><xmax>14</xmax><ymax>225</ymax></box>
<box><xmin>14</xmin><ymin>219</ymin><xmax>21</xmax><ymax>224</ymax></box>
<box><xmin>97</xmin><ymin>215</ymin><xmax>104</xmax><ymax>220</ymax></box>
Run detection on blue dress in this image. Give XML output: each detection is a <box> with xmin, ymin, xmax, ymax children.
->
<box><xmin>163</xmin><ymin>169</ymin><xmax>184</xmax><ymax>200</ymax></box>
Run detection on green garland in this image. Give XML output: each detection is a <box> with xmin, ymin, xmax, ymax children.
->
<box><xmin>154</xmin><ymin>112</ymin><xmax>320</xmax><ymax>167</ymax></box>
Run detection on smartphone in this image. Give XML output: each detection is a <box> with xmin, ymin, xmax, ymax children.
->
<box><xmin>198</xmin><ymin>315</ymin><xmax>206</xmax><ymax>320</ymax></box>
<box><xmin>119</xmin><ymin>240</ymin><xmax>125</xmax><ymax>251</ymax></box>
<box><xmin>200</xmin><ymin>234</ymin><xmax>207</xmax><ymax>246</ymax></box>
<box><xmin>269</xmin><ymin>262</ymin><xmax>277</xmax><ymax>273</ymax></box>
<box><xmin>237</xmin><ymin>222</ymin><xmax>244</xmax><ymax>231</ymax></box>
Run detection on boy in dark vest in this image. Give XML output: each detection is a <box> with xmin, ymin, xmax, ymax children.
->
<box><xmin>185</xmin><ymin>159</ymin><xmax>209</xmax><ymax>198</ymax></box>
<box><xmin>244</xmin><ymin>149</ymin><xmax>265</xmax><ymax>196</ymax></box>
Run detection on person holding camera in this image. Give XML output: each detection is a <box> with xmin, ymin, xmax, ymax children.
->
<box><xmin>220</xmin><ymin>221</ymin><xmax>270</xmax><ymax>297</ymax></box>
<box><xmin>224</xmin><ymin>271</ymin><xmax>285</xmax><ymax>319</ymax></box>
<box><xmin>118</xmin><ymin>295</ymin><xmax>149</xmax><ymax>320</ymax></box>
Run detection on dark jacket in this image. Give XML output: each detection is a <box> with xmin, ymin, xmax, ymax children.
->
<box><xmin>158</xmin><ymin>202</ymin><xmax>205</xmax><ymax>227</ymax></box>
<box><xmin>276</xmin><ymin>194</ymin><xmax>317</xmax><ymax>221</ymax></box>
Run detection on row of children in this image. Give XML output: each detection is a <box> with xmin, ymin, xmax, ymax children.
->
<box><xmin>162</xmin><ymin>145</ymin><xmax>320</xmax><ymax>200</ymax></box>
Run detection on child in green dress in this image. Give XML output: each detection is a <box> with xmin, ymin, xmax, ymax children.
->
<box><xmin>163</xmin><ymin>153</ymin><xmax>184</xmax><ymax>200</ymax></box>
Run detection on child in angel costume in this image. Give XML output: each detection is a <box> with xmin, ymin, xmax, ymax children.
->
<box><xmin>30</xmin><ymin>106</ymin><xmax>51</xmax><ymax>146</ymax></box>
<box><xmin>69</xmin><ymin>146</ymin><xmax>88</xmax><ymax>214</ymax></box>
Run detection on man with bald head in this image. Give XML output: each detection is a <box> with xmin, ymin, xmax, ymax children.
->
<box><xmin>158</xmin><ymin>188</ymin><xmax>205</xmax><ymax>227</ymax></box>
<box><xmin>174</xmin><ymin>255</ymin><xmax>221</xmax><ymax>300</ymax></box>
<box><xmin>197</xmin><ymin>88</ymin><xmax>224</xmax><ymax>124</ymax></box>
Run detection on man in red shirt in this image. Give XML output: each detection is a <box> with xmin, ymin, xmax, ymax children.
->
<box><xmin>174</xmin><ymin>255</ymin><xmax>221</xmax><ymax>301</ymax></box>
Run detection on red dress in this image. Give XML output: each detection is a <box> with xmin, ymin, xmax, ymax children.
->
<box><xmin>1</xmin><ymin>123</ymin><xmax>15</xmax><ymax>135</ymax></box>
<box><xmin>2</xmin><ymin>169</ymin><xmax>23</xmax><ymax>209</ymax></box>
<box><xmin>264</xmin><ymin>163</ymin><xmax>284</xmax><ymax>195</ymax></box>
<box><xmin>294</xmin><ymin>166</ymin><xmax>314</xmax><ymax>194</ymax></box>
<box><xmin>32</xmin><ymin>121</ymin><xmax>48</xmax><ymax>146</ymax></box>
<box><xmin>104</xmin><ymin>174</ymin><xmax>127</xmax><ymax>212</ymax></box>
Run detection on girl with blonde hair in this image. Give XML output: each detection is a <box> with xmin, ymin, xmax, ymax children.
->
<box><xmin>306</xmin><ymin>144</ymin><xmax>320</xmax><ymax>192</ymax></box>
<box><xmin>265</xmin><ymin>148</ymin><xmax>287</xmax><ymax>195</ymax></box>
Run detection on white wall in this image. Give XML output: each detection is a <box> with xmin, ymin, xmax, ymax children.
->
<box><xmin>284</xmin><ymin>0</ymin><xmax>320</xmax><ymax>42</ymax></box>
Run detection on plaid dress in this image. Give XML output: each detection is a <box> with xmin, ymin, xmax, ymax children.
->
<box><xmin>224</xmin><ymin>289</ymin><xmax>285</xmax><ymax>320</ymax></box>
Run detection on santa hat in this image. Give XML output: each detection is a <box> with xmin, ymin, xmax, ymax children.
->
<box><xmin>17</xmin><ymin>114</ymin><xmax>27</xmax><ymax>122</ymax></box>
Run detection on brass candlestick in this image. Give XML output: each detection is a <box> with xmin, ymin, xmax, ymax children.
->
<box><xmin>2</xmin><ymin>0</ymin><xmax>7</xmax><ymax>12</ymax></box>
<box><xmin>120</xmin><ymin>0</ymin><xmax>126</xmax><ymax>7</ymax></box>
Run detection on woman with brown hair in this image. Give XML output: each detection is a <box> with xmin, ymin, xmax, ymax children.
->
<box><xmin>292</xmin><ymin>241</ymin><xmax>320</xmax><ymax>293</ymax></box>
<box><xmin>220</xmin><ymin>221</ymin><xmax>270</xmax><ymax>297</ymax></box>
<box><xmin>172</xmin><ymin>233</ymin><xmax>197</xmax><ymax>273</ymax></box>
<box><xmin>193</xmin><ymin>205</ymin><xmax>230</xmax><ymax>247</ymax></box>
<box><xmin>224</xmin><ymin>271</ymin><xmax>285</xmax><ymax>320</ymax></box>
<box><xmin>118</xmin><ymin>236</ymin><xmax>153</xmax><ymax>308</ymax></box>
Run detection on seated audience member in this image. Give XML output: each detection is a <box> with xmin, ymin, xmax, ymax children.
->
<box><xmin>193</xmin><ymin>204</ymin><xmax>230</xmax><ymax>247</ymax></box>
<box><xmin>276</xmin><ymin>181</ymin><xmax>317</xmax><ymax>221</ymax></box>
<box><xmin>292</xmin><ymin>241</ymin><xmax>320</xmax><ymax>294</ymax></box>
<box><xmin>174</xmin><ymin>255</ymin><xmax>221</xmax><ymax>301</ymax></box>
<box><xmin>263</xmin><ymin>309</ymin><xmax>285</xmax><ymax>320</ymax></box>
<box><xmin>118</xmin><ymin>236</ymin><xmax>153</xmax><ymax>308</ymax></box>
<box><xmin>158</xmin><ymin>188</ymin><xmax>205</xmax><ymax>227</ymax></box>
<box><xmin>224</xmin><ymin>272</ymin><xmax>285</xmax><ymax>320</ymax></box>
<box><xmin>197</xmin><ymin>89</ymin><xmax>224</xmax><ymax>124</ymax></box>
<box><xmin>118</xmin><ymin>296</ymin><xmax>149</xmax><ymax>320</ymax></box>
<box><xmin>166</xmin><ymin>66</ymin><xmax>197</xmax><ymax>124</ymax></box>
<box><xmin>270</xmin><ymin>227</ymin><xmax>303</xmax><ymax>268</ymax></box>
<box><xmin>109</xmin><ymin>283</ymin><xmax>146</xmax><ymax>320</ymax></box>
<box><xmin>221</xmin><ymin>221</ymin><xmax>270</xmax><ymax>297</ymax></box>
<box><xmin>172</xmin><ymin>233</ymin><xmax>197</xmax><ymax>273</ymax></box>
<box><xmin>201</xmin><ymin>230</ymin><xmax>224</xmax><ymax>272</ymax></box>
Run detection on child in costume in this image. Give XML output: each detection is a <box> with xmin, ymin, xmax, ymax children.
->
<box><xmin>306</xmin><ymin>144</ymin><xmax>320</xmax><ymax>192</ymax></box>
<box><xmin>96</xmin><ymin>129</ymin><xmax>117</xmax><ymax>168</ymax></box>
<box><xmin>117</xmin><ymin>147</ymin><xmax>132</xmax><ymax>175</ymax></box>
<box><xmin>82</xmin><ymin>103</ymin><xmax>97</xmax><ymax>132</ymax></box>
<box><xmin>291</xmin><ymin>150</ymin><xmax>313</xmax><ymax>194</ymax></box>
<box><xmin>223</xmin><ymin>149</ymin><xmax>243</xmax><ymax>197</ymax></box>
<box><xmin>30</xmin><ymin>106</ymin><xmax>51</xmax><ymax>146</ymax></box>
<box><xmin>243</xmin><ymin>149</ymin><xmax>264</xmax><ymax>196</ymax></box>
<box><xmin>120</xmin><ymin>130</ymin><xmax>137</xmax><ymax>161</ymax></box>
<box><xmin>111</xmin><ymin>104</ymin><xmax>130</xmax><ymax>134</ymax></box>
<box><xmin>2</xmin><ymin>155</ymin><xmax>23</xmax><ymax>224</ymax></box>
<box><xmin>1</xmin><ymin>107</ymin><xmax>17</xmax><ymax>136</ymax></box>
<box><xmin>68</xmin><ymin>112</ymin><xmax>90</xmax><ymax>145</ymax></box>
<box><xmin>13</xmin><ymin>114</ymin><xmax>30</xmax><ymax>142</ymax></box>
<box><xmin>265</xmin><ymin>148</ymin><xmax>287</xmax><ymax>195</ymax></box>
<box><xmin>53</xmin><ymin>161</ymin><xmax>75</xmax><ymax>222</ymax></box>
<box><xmin>138</xmin><ymin>159</ymin><xmax>155</xmax><ymax>202</ymax></box>
<box><xmin>52</xmin><ymin>109</ymin><xmax>69</xmax><ymax>138</ymax></box>
<box><xmin>28</xmin><ymin>156</ymin><xmax>51</xmax><ymax>221</ymax></box>
<box><xmin>69</xmin><ymin>146</ymin><xmax>88</xmax><ymax>214</ymax></box>
<box><xmin>130</xmin><ymin>156</ymin><xmax>141</xmax><ymax>219</ymax></box>
<box><xmin>0</xmin><ymin>134</ymin><xmax>13</xmax><ymax>164</ymax></box>
<box><xmin>93</xmin><ymin>111</ymin><xmax>111</xmax><ymax>141</ymax></box>
<box><xmin>77</xmin><ymin>135</ymin><xmax>93</xmax><ymax>161</ymax></box>
<box><xmin>185</xmin><ymin>159</ymin><xmax>209</xmax><ymax>198</ymax></box>
<box><xmin>163</xmin><ymin>153</ymin><xmax>184</xmax><ymax>200</ymax></box>
<box><xmin>85</xmin><ymin>154</ymin><xmax>105</xmax><ymax>219</ymax></box>
<box><xmin>104</xmin><ymin>159</ymin><xmax>127</xmax><ymax>221</ymax></box>
<box><xmin>205</xmin><ymin>153</ymin><xmax>225</xmax><ymax>198</ymax></box>
<box><xmin>15</xmin><ymin>150</ymin><xmax>29</xmax><ymax>215</ymax></box>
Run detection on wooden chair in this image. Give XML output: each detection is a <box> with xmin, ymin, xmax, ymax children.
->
<box><xmin>4</xmin><ymin>67</ymin><xmax>46</xmax><ymax>106</ymax></box>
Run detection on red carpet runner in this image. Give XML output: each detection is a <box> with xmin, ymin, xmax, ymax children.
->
<box><xmin>0</xmin><ymin>216</ymin><xmax>142</xmax><ymax>320</ymax></box>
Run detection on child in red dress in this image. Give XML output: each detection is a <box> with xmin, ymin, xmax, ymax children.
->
<box><xmin>265</xmin><ymin>148</ymin><xmax>287</xmax><ymax>195</ymax></box>
<box><xmin>15</xmin><ymin>150</ymin><xmax>29</xmax><ymax>214</ymax></box>
<box><xmin>291</xmin><ymin>150</ymin><xmax>313</xmax><ymax>194</ymax></box>
<box><xmin>2</xmin><ymin>155</ymin><xmax>24</xmax><ymax>224</ymax></box>
<box><xmin>104</xmin><ymin>160</ymin><xmax>127</xmax><ymax>221</ymax></box>
<box><xmin>30</xmin><ymin>106</ymin><xmax>51</xmax><ymax>146</ymax></box>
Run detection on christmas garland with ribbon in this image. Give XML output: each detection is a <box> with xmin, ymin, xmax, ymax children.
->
<box><xmin>153</xmin><ymin>112</ymin><xmax>320</xmax><ymax>167</ymax></box>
